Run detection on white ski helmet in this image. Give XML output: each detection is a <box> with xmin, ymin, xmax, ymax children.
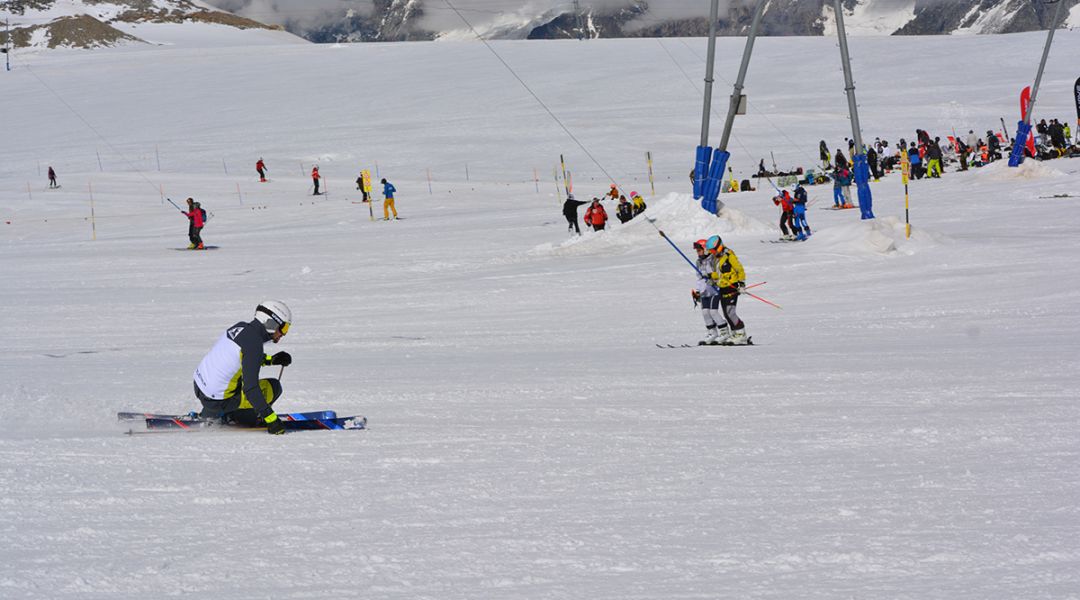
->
<box><xmin>255</xmin><ymin>300</ymin><xmax>292</xmax><ymax>335</ymax></box>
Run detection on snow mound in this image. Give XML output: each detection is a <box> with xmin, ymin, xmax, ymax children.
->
<box><xmin>530</xmin><ymin>193</ymin><xmax>772</xmax><ymax>257</ymax></box>
<box><xmin>806</xmin><ymin>215</ymin><xmax>937</xmax><ymax>256</ymax></box>
<box><xmin>983</xmin><ymin>159</ymin><xmax>1068</xmax><ymax>181</ymax></box>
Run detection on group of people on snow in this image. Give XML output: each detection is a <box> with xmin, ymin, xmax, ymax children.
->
<box><xmin>772</xmin><ymin>183</ymin><xmax>812</xmax><ymax>241</ymax></box>
<box><xmin>562</xmin><ymin>185</ymin><xmax>647</xmax><ymax>235</ymax></box>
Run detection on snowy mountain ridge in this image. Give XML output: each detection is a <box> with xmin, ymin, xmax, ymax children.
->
<box><xmin>0</xmin><ymin>0</ymin><xmax>297</xmax><ymax>49</ymax></box>
<box><xmin>216</xmin><ymin>0</ymin><xmax>1080</xmax><ymax>43</ymax></box>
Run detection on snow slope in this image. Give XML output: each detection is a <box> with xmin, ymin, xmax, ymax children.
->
<box><xmin>1</xmin><ymin>31</ymin><xmax>1079</xmax><ymax>599</ymax></box>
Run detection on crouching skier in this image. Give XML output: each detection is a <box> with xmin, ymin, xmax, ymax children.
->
<box><xmin>193</xmin><ymin>300</ymin><xmax>294</xmax><ymax>434</ymax></box>
<box><xmin>691</xmin><ymin>238</ymin><xmax>724</xmax><ymax>345</ymax></box>
<box><xmin>705</xmin><ymin>236</ymin><xmax>749</xmax><ymax>345</ymax></box>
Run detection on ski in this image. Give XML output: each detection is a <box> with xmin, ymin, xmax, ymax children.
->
<box><xmin>656</xmin><ymin>337</ymin><xmax>754</xmax><ymax>348</ymax></box>
<box><xmin>764</xmin><ymin>239</ymin><xmax>805</xmax><ymax>244</ymax></box>
<box><xmin>133</xmin><ymin>414</ymin><xmax>366</xmax><ymax>433</ymax></box>
<box><xmin>118</xmin><ymin>410</ymin><xmax>337</xmax><ymax>422</ymax></box>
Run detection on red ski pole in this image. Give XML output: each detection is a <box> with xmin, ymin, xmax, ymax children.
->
<box><xmin>742</xmin><ymin>289</ymin><xmax>782</xmax><ymax>310</ymax></box>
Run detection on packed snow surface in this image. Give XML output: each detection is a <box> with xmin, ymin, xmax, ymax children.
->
<box><xmin>1</xmin><ymin>30</ymin><xmax>1079</xmax><ymax>599</ymax></box>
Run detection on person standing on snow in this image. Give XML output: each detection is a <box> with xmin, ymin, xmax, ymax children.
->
<box><xmin>562</xmin><ymin>194</ymin><xmax>588</xmax><ymax>235</ymax></box>
<box><xmin>819</xmin><ymin>140</ymin><xmax>831</xmax><ymax>169</ymax></box>
<box><xmin>584</xmin><ymin>198</ymin><xmax>608</xmax><ymax>231</ymax></box>
<box><xmin>48</xmin><ymin>166</ymin><xmax>59</xmax><ymax>189</ymax></box>
<box><xmin>181</xmin><ymin>197</ymin><xmax>206</xmax><ymax>249</ymax></box>
<box><xmin>832</xmin><ymin>167</ymin><xmax>846</xmax><ymax>208</ymax></box>
<box><xmin>792</xmin><ymin>185</ymin><xmax>811</xmax><ymax>240</ymax></box>
<box><xmin>256</xmin><ymin>158</ymin><xmax>268</xmax><ymax>182</ymax></box>
<box><xmin>773</xmin><ymin>192</ymin><xmax>795</xmax><ymax>241</ymax></box>
<box><xmin>193</xmin><ymin>301</ymin><xmax>293</xmax><ymax>435</ymax></box>
<box><xmin>604</xmin><ymin>184</ymin><xmax>620</xmax><ymax>202</ymax></box>
<box><xmin>311</xmin><ymin>165</ymin><xmax>321</xmax><ymax>195</ymax></box>
<box><xmin>630</xmin><ymin>191</ymin><xmax>647</xmax><ymax>217</ymax></box>
<box><xmin>616</xmin><ymin>196</ymin><xmax>634</xmax><ymax>224</ymax></box>
<box><xmin>690</xmin><ymin>238</ymin><xmax>724</xmax><ymax>345</ymax></box>
<box><xmin>705</xmin><ymin>236</ymin><xmax>749</xmax><ymax>345</ymax></box>
<box><xmin>381</xmin><ymin>178</ymin><xmax>398</xmax><ymax>220</ymax></box>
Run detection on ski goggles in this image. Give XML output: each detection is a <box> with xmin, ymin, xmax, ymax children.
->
<box><xmin>279</xmin><ymin>322</ymin><xmax>290</xmax><ymax>335</ymax></box>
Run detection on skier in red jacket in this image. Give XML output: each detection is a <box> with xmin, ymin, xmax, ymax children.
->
<box><xmin>311</xmin><ymin>166</ymin><xmax>321</xmax><ymax>195</ymax></box>
<box><xmin>182</xmin><ymin>197</ymin><xmax>207</xmax><ymax>249</ymax></box>
<box><xmin>256</xmin><ymin>158</ymin><xmax>267</xmax><ymax>182</ymax></box>
<box><xmin>584</xmin><ymin>199</ymin><xmax>608</xmax><ymax>231</ymax></box>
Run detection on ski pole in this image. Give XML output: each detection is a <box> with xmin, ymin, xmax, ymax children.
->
<box><xmin>656</xmin><ymin>229</ymin><xmax>708</xmax><ymax>278</ymax></box>
<box><xmin>741</xmin><ymin>289</ymin><xmax>782</xmax><ymax>310</ymax></box>
<box><xmin>166</xmin><ymin>198</ymin><xmax>184</xmax><ymax>212</ymax></box>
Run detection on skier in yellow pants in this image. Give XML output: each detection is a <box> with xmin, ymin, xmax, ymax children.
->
<box><xmin>381</xmin><ymin>178</ymin><xmax>398</xmax><ymax>220</ymax></box>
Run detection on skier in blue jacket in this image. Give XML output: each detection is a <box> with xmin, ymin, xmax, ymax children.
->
<box><xmin>381</xmin><ymin>178</ymin><xmax>398</xmax><ymax>220</ymax></box>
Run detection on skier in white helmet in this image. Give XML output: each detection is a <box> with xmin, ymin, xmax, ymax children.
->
<box><xmin>193</xmin><ymin>301</ymin><xmax>293</xmax><ymax>434</ymax></box>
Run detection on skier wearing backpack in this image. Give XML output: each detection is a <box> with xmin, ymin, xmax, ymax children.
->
<box><xmin>193</xmin><ymin>300</ymin><xmax>293</xmax><ymax>435</ymax></box>
<box><xmin>705</xmin><ymin>235</ymin><xmax>748</xmax><ymax>345</ymax></box>
<box><xmin>256</xmin><ymin>158</ymin><xmax>267</xmax><ymax>182</ymax></box>
<box><xmin>182</xmin><ymin>197</ymin><xmax>206</xmax><ymax>249</ymax></box>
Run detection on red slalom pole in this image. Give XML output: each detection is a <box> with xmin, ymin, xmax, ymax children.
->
<box><xmin>742</xmin><ymin>289</ymin><xmax>782</xmax><ymax>310</ymax></box>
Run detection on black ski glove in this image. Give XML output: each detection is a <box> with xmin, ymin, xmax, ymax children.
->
<box><xmin>269</xmin><ymin>352</ymin><xmax>292</xmax><ymax>366</ymax></box>
<box><xmin>265</xmin><ymin>413</ymin><xmax>286</xmax><ymax>435</ymax></box>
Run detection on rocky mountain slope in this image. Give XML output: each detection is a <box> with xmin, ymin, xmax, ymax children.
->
<box><xmin>0</xmin><ymin>0</ymin><xmax>280</xmax><ymax>49</ymax></box>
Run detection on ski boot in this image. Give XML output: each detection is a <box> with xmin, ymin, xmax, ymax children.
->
<box><xmin>187</xmin><ymin>243</ymin><xmax>196</xmax><ymax>249</ymax></box>
<box><xmin>699</xmin><ymin>326</ymin><xmax>718</xmax><ymax>346</ymax></box>
<box><xmin>713</xmin><ymin>326</ymin><xmax>731</xmax><ymax>345</ymax></box>
<box><xmin>724</xmin><ymin>329</ymin><xmax>749</xmax><ymax>346</ymax></box>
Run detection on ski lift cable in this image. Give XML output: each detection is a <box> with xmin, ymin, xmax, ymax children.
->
<box><xmin>440</xmin><ymin>0</ymin><xmax>621</xmax><ymax>189</ymax></box>
<box><xmin>655</xmin><ymin>38</ymin><xmax>758</xmax><ymax>167</ymax></box>
<box><xmin>24</xmin><ymin>64</ymin><xmax>167</xmax><ymax>200</ymax></box>
<box><xmin>675</xmin><ymin>38</ymin><xmax>819</xmax><ymax>172</ymax></box>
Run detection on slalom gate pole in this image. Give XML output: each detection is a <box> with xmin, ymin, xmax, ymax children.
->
<box><xmin>560</xmin><ymin>154</ymin><xmax>569</xmax><ymax>197</ymax></box>
<box><xmin>89</xmin><ymin>182</ymin><xmax>96</xmax><ymax>241</ymax></box>
<box><xmin>646</xmin><ymin>151</ymin><xmax>656</xmax><ymax>196</ymax></box>
<box><xmin>534</xmin><ymin>168</ymin><xmax>539</xmax><ymax>193</ymax></box>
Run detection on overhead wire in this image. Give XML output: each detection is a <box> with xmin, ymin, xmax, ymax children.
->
<box><xmin>24</xmin><ymin>65</ymin><xmax>169</xmax><ymax>202</ymax></box>
<box><xmin>439</xmin><ymin>0</ymin><xmax>621</xmax><ymax>190</ymax></box>
<box><xmin>675</xmin><ymin>38</ymin><xmax>820</xmax><ymax>171</ymax></box>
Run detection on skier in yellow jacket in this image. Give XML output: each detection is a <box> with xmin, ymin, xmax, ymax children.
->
<box><xmin>705</xmin><ymin>235</ymin><xmax>749</xmax><ymax>345</ymax></box>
